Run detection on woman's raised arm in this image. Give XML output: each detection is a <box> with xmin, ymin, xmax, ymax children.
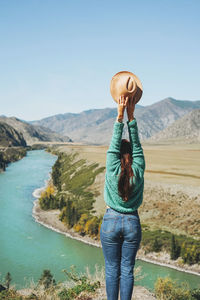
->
<box><xmin>126</xmin><ymin>97</ymin><xmax>145</xmax><ymax>178</ymax></box>
<box><xmin>127</xmin><ymin>119</ymin><xmax>145</xmax><ymax>177</ymax></box>
<box><xmin>106</xmin><ymin>96</ymin><xmax>128</xmax><ymax>173</ymax></box>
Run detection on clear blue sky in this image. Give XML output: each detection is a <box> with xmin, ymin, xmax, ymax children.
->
<box><xmin>0</xmin><ymin>0</ymin><xmax>199</xmax><ymax>121</ymax></box>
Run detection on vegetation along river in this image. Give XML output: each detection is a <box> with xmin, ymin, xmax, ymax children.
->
<box><xmin>0</xmin><ymin>149</ymin><xmax>199</xmax><ymax>290</ymax></box>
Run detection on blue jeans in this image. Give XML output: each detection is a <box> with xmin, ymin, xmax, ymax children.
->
<box><xmin>100</xmin><ymin>207</ymin><xmax>142</xmax><ymax>300</ymax></box>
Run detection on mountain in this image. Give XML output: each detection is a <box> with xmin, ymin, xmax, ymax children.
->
<box><xmin>135</xmin><ymin>97</ymin><xmax>200</xmax><ymax>139</ymax></box>
<box><xmin>30</xmin><ymin>107</ymin><xmax>123</xmax><ymax>145</ymax></box>
<box><xmin>30</xmin><ymin>97</ymin><xmax>200</xmax><ymax>144</ymax></box>
<box><xmin>0</xmin><ymin>122</ymin><xmax>27</xmax><ymax>147</ymax></box>
<box><xmin>150</xmin><ymin>109</ymin><xmax>200</xmax><ymax>142</ymax></box>
<box><xmin>0</xmin><ymin>116</ymin><xmax>72</xmax><ymax>146</ymax></box>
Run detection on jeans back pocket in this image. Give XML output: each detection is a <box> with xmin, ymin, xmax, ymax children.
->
<box><xmin>101</xmin><ymin>217</ymin><xmax>118</xmax><ymax>233</ymax></box>
<box><xmin>127</xmin><ymin>216</ymin><xmax>141</xmax><ymax>234</ymax></box>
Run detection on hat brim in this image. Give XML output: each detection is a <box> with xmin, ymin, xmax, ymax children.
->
<box><xmin>110</xmin><ymin>71</ymin><xmax>143</xmax><ymax>104</ymax></box>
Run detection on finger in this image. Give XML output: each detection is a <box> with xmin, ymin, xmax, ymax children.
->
<box><xmin>125</xmin><ymin>97</ymin><xmax>129</xmax><ymax>105</ymax></box>
<box><xmin>130</xmin><ymin>96</ymin><xmax>134</xmax><ymax>104</ymax></box>
<box><xmin>123</xmin><ymin>96</ymin><xmax>126</xmax><ymax>105</ymax></box>
<box><xmin>126</xmin><ymin>97</ymin><xmax>130</xmax><ymax>108</ymax></box>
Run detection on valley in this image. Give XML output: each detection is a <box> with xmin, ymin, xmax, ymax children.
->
<box><xmin>45</xmin><ymin>142</ymin><xmax>200</xmax><ymax>238</ymax></box>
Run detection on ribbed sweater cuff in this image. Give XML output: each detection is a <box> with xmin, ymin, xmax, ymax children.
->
<box><xmin>127</xmin><ymin>118</ymin><xmax>137</xmax><ymax>127</ymax></box>
<box><xmin>114</xmin><ymin>121</ymin><xmax>124</xmax><ymax>129</ymax></box>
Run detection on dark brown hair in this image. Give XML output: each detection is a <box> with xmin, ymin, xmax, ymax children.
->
<box><xmin>118</xmin><ymin>139</ymin><xmax>134</xmax><ymax>202</ymax></box>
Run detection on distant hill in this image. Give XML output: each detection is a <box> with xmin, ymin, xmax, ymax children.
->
<box><xmin>150</xmin><ymin>109</ymin><xmax>200</xmax><ymax>142</ymax></box>
<box><xmin>30</xmin><ymin>97</ymin><xmax>200</xmax><ymax>144</ymax></box>
<box><xmin>0</xmin><ymin>116</ymin><xmax>73</xmax><ymax>146</ymax></box>
<box><xmin>30</xmin><ymin>107</ymin><xmax>124</xmax><ymax>145</ymax></box>
<box><xmin>136</xmin><ymin>97</ymin><xmax>200</xmax><ymax>139</ymax></box>
<box><xmin>0</xmin><ymin>122</ymin><xmax>27</xmax><ymax>147</ymax></box>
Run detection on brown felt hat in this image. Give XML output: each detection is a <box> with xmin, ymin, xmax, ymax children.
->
<box><xmin>110</xmin><ymin>71</ymin><xmax>143</xmax><ymax>104</ymax></box>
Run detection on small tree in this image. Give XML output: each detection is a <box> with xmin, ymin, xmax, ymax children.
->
<box><xmin>5</xmin><ymin>272</ymin><xmax>11</xmax><ymax>290</ymax></box>
<box><xmin>170</xmin><ymin>235</ymin><xmax>181</xmax><ymax>260</ymax></box>
<box><xmin>59</xmin><ymin>195</ymin><xmax>66</xmax><ymax>209</ymax></box>
<box><xmin>152</xmin><ymin>237</ymin><xmax>162</xmax><ymax>252</ymax></box>
<box><xmin>181</xmin><ymin>244</ymin><xmax>200</xmax><ymax>265</ymax></box>
<box><xmin>38</xmin><ymin>269</ymin><xmax>56</xmax><ymax>289</ymax></box>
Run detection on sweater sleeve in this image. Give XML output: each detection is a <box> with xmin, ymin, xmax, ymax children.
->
<box><xmin>106</xmin><ymin>121</ymin><xmax>124</xmax><ymax>174</ymax></box>
<box><xmin>127</xmin><ymin>119</ymin><xmax>145</xmax><ymax>178</ymax></box>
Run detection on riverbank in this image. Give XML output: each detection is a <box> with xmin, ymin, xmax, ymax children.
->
<box><xmin>32</xmin><ymin>179</ymin><xmax>200</xmax><ymax>277</ymax></box>
<box><xmin>0</xmin><ymin>146</ymin><xmax>27</xmax><ymax>172</ymax></box>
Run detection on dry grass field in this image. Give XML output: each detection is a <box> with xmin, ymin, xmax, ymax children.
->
<box><xmin>143</xmin><ymin>143</ymin><xmax>200</xmax><ymax>187</ymax></box>
<box><xmin>53</xmin><ymin>142</ymin><xmax>200</xmax><ymax>187</ymax></box>
<box><xmin>36</xmin><ymin>141</ymin><xmax>200</xmax><ymax>238</ymax></box>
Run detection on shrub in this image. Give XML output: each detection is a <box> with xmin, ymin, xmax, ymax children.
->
<box><xmin>191</xmin><ymin>288</ymin><xmax>200</xmax><ymax>300</ymax></box>
<box><xmin>4</xmin><ymin>272</ymin><xmax>11</xmax><ymax>290</ymax></box>
<box><xmin>39</xmin><ymin>184</ymin><xmax>59</xmax><ymax>210</ymax></box>
<box><xmin>154</xmin><ymin>277</ymin><xmax>191</xmax><ymax>300</ymax></box>
<box><xmin>152</xmin><ymin>237</ymin><xmax>162</xmax><ymax>252</ymax></box>
<box><xmin>58</xmin><ymin>266</ymin><xmax>100</xmax><ymax>300</ymax></box>
<box><xmin>181</xmin><ymin>243</ymin><xmax>200</xmax><ymax>265</ymax></box>
<box><xmin>38</xmin><ymin>269</ymin><xmax>56</xmax><ymax>290</ymax></box>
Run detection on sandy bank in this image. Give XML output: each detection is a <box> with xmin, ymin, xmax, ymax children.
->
<box><xmin>32</xmin><ymin>198</ymin><xmax>101</xmax><ymax>248</ymax></box>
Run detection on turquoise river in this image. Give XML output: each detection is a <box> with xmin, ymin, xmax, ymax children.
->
<box><xmin>0</xmin><ymin>149</ymin><xmax>199</xmax><ymax>291</ymax></box>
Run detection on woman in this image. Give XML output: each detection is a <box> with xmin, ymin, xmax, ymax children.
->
<box><xmin>100</xmin><ymin>95</ymin><xmax>145</xmax><ymax>300</ymax></box>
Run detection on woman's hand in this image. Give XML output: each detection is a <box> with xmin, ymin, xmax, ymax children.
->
<box><xmin>117</xmin><ymin>95</ymin><xmax>128</xmax><ymax>122</ymax></box>
<box><xmin>126</xmin><ymin>96</ymin><xmax>136</xmax><ymax>122</ymax></box>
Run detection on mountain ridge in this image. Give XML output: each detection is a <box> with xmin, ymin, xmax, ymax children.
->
<box><xmin>150</xmin><ymin>109</ymin><xmax>200</xmax><ymax>142</ymax></box>
<box><xmin>29</xmin><ymin>97</ymin><xmax>200</xmax><ymax>144</ymax></box>
<box><xmin>0</xmin><ymin>116</ymin><xmax>73</xmax><ymax>146</ymax></box>
<box><xmin>0</xmin><ymin>121</ymin><xmax>27</xmax><ymax>147</ymax></box>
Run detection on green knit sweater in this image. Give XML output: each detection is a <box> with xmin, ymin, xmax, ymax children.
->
<box><xmin>104</xmin><ymin>118</ymin><xmax>145</xmax><ymax>213</ymax></box>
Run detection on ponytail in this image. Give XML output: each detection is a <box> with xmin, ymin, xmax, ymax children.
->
<box><xmin>118</xmin><ymin>140</ymin><xmax>134</xmax><ymax>202</ymax></box>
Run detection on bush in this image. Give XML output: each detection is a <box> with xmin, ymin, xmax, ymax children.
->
<box><xmin>39</xmin><ymin>184</ymin><xmax>59</xmax><ymax>210</ymax></box>
<box><xmin>191</xmin><ymin>288</ymin><xmax>200</xmax><ymax>300</ymax></box>
<box><xmin>154</xmin><ymin>277</ymin><xmax>191</xmax><ymax>300</ymax></box>
<box><xmin>73</xmin><ymin>214</ymin><xmax>103</xmax><ymax>239</ymax></box>
<box><xmin>58</xmin><ymin>266</ymin><xmax>100</xmax><ymax>300</ymax></box>
<box><xmin>181</xmin><ymin>243</ymin><xmax>200</xmax><ymax>265</ymax></box>
<box><xmin>0</xmin><ymin>289</ymin><xmax>23</xmax><ymax>299</ymax></box>
<box><xmin>152</xmin><ymin>237</ymin><xmax>162</xmax><ymax>252</ymax></box>
<box><xmin>38</xmin><ymin>269</ymin><xmax>56</xmax><ymax>289</ymax></box>
<box><xmin>85</xmin><ymin>217</ymin><xmax>100</xmax><ymax>237</ymax></box>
